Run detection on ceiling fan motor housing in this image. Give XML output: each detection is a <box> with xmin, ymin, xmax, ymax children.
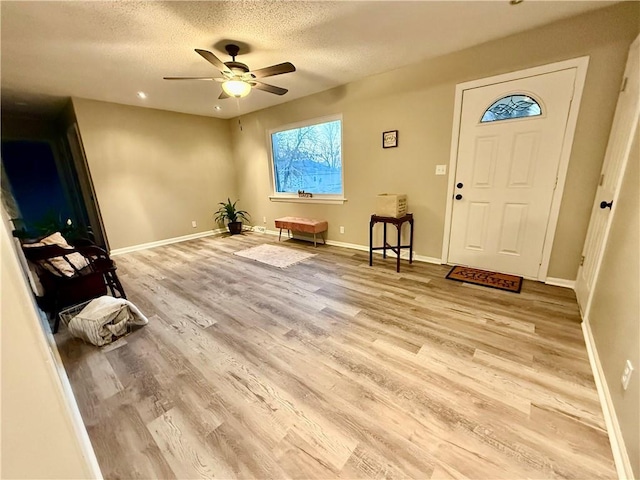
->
<box><xmin>224</xmin><ymin>61</ymin><xmax>250</xmax><ymax>76</ymax></box>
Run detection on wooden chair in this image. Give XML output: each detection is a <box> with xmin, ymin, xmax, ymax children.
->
<box><xmin>21</xmin><ymin>241</ymin><xmax>126</xmax><ymax>333</ymax></box>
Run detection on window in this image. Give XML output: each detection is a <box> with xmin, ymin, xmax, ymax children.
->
<box><xmin>481</xmin><ymin>94</ymin><xmax>542</xmax><ymax>123</ymax></box>
<box><xmin>269</xmin><ymin>115</ymin><xmax>343</xmax><ymax>200</ymax></box>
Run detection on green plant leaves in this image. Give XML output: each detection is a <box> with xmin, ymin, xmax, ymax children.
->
<box><xmin>214</xmin><ymin>198</ymin><xmax>250</xmax><ymax>224</ymax></box>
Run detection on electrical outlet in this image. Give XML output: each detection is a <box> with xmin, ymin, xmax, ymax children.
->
<box><xmin>263</xmin><ymin>216</ymin><xmax>267</xmax><ymax>224</ymax></box>
<box><xmin>339</xmin><ymin>226</ymin><xmax>345</xmax><ymax>234</ymax></box>
<box><xmin>191</xmin><ymin>220</ymin><xmax>197</xmax><ymax>228</ymax></box>
<box><xmin>621</xmin><ymin>360</ymin><xmax>634</xmax><ymax>390</ymax></box>
<box><xmin>435</xmin><ymin>165</ymin><xmax>447</xmax><ymax>175</ymax></box>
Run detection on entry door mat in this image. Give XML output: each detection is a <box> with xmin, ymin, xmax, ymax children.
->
<box><xmin>234</xmin><ymin>244</ymin><xmax>317</xmax><ymax>269</ymax></box>
<box><xmin>445</xmin><ymin>265</ymin><xmax>523</xmax><ymax>293</ymax></box>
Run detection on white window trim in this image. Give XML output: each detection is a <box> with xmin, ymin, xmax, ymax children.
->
<box><xmin>268</xmin><ymin>195</ymin><xmax>347</xmax><ymax>205</ymax></box>
<box><xmin>267</xmin><ymin>114</ymin><xmax>345</xmax><ymax>203</ymax></box>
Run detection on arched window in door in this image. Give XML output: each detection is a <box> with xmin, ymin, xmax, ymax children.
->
<box><xmin>480</xmin><ymin>94</ymin><xmax>542</xmax><ymax>123</ymax></box>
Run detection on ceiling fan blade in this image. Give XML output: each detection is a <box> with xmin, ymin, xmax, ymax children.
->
<box><xmin>218</xmin><ymin>91</ymin><xmax>230</xmax><ymax>100</ymax></box>
<box><xmin>195</xmin><ymin>49</ymin><xmax>229</xmax><ymax>72</ymax></box>
<box><xmin>252</xmin><ymin>81</ymin><xmax>288</xmax><ymax>95</ymax></box>
<box><xmin>250</xmin><ymin>62</ymin><xmax>296</xmax><ymax>79</ymax></box>
<box><xmin>163</xmin><ymin>76</ymin><xmax>216</xmax><ymax>80</ymax></box>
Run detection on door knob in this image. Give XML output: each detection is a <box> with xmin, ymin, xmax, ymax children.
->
<box><xmin>600</xmin><ymin>200</ymin><xmax>613</xmax><ymax>209</ymax></box>
<box><xmin>455</xmin><ymin>194</ymin><xmax>463</xmax><ymax>200</ymax></box>
<box><xmin>456</xmin><ymin>182</ymin><xmax>464</xmax><ymax>189</ymax></box>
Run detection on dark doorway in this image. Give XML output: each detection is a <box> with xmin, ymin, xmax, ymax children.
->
<box><xmin>1</xmin><ymin>139</ymin><xmax>90</xmax><ymax>240</ymax></box>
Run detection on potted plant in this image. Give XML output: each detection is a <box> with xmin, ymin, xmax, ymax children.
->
<box><xmin>214</xmin><ymin>198</ymin><xmax>250</xmax><ymax>235</ymax></box>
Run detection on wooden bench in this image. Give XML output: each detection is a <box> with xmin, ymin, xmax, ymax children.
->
<box><xmin>274</xmin><ymin>217</ymin><xmax>328</xmax><ymax>247</ymax></box>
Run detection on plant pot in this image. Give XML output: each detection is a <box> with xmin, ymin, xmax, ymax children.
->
<box><xmin>227</xmin><ymin>221</ymin><xmax>243</xmax><ymax>235</ymax></box>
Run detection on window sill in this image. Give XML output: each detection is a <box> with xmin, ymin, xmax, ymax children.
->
<box><xmin>268</xmin><ymin>196</ymin><xmax>348</xmax><ymax>205</ymax></box>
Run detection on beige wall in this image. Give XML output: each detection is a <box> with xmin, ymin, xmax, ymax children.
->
<box><xmin>72</xmin><ymin>98</ymin><xmax>236</xmax><ymax>251</ymax></box>
<box><xmin>231</xmin><ymin>2</ymin><xmax>639</xmax><ymax>280</ymax></box>
<box><xmin>0</xmin><ymin>208</ymin><xmax>98</xmax><ymax>479</ymax></box>
<box><xmin>589</xmin><ymin>123</ymin><xmax>639</xmax><ymax>477</ymax></box>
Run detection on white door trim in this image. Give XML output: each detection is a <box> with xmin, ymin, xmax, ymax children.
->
<box><xmin>577</xmin><ymin>34</ymin><xmax>640</xmax><ymax>318</ymax></box>
<box><xmin>442</xmin><ymin>56</ymin><xmax>589</xmax><ymax>280</ymax></box>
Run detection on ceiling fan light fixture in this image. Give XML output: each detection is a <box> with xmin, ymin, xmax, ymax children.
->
<box><xmin>221</xmin><ymin>79</ymin><xmax>251</xmax><ymax>98</ymax></box>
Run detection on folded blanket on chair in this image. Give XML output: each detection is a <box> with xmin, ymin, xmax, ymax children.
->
<box><xmin>67</xmin><ymin>296</ymin><xmax>148</xmax><ymax>346</ymax></box>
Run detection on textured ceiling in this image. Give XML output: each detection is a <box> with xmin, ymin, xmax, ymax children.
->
<box><xmin>1</xmin><ymin>1</ymin><xmax>615</xmax><ymax>120</ymax></box>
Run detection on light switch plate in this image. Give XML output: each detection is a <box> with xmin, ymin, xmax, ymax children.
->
<box><xmin>435</xmin><ymin>165</ymin><xmax>447</xmax><ymax>175</ymax></box>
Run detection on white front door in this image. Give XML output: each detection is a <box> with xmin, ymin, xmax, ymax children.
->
<box><xmin>448</xmin><ymin>68</ymin><xmax>576</xmax><ymax>278</ymax></box>
<box><xmin>575</xmin><ymin>36</ymin><xmax>639</xmax><ymax>313</ymax></box>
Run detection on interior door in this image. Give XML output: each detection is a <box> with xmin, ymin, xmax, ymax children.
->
<box><xmin>575</xmin><ymin>36</ymin><xmax>639</xmax><ymax>313</ymax></box>
<box><xmin>448</xmin><ymin>68</ymin><xmax>576</xmax><ymax>278</ymax></box>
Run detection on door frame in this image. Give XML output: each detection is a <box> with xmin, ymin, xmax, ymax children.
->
<box><xmin>442</xmin><ymin>56</ymin><xmax>589</xmax><ymax>281</ymax></box>
<box><xmin>66</xmin><ymin>123</ymin><xmax>110</xmax><ymax>251</ymax></box>
<box><xmin>577</xmin><ymin>34</ymin><xmax>639</xmax><ymax>318</ymax></box>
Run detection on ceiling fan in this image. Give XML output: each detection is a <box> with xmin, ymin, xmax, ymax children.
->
<box><xmin>164</xmin><ymin>44</ymin><xmax>295</xmax><ymax>99</ymax></box>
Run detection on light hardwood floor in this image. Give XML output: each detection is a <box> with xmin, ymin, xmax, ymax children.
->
<box><xmin>56</xmin><ymin>233</ymin><xmax>616</xmax><ymax>479</ymax></box>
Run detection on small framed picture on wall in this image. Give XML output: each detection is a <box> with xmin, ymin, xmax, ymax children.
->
<box><xmin>383</xmin><ymin>130</ymin><xmax>398</xmax><ymax>148</ymax></box>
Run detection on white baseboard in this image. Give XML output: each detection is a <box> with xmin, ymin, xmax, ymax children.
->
<box><xmin>582</xmin><ymin>320</ymin><xmax>634</xmax><ymax>480</ymax></box>
<box><xmin>110</xmin><ymin>229</ymin><xmax>225</xmax><ymax>256</ymax></box>
<box><xmin>111</xmin><ymin>226</ymin><xmax>439</xmax><ymax>266</ymax></box>
<box><xmin>43</xmin><ymin>317</ymin><xmax>104</xmax><ymax>479</ymax></box>
<box><xmin>545</xmin><ymin>277</ymin><xmax>576</xmax><ymax>290</ymax></box>
<box><xmin>259</xmin><ymin>229</ymin><xmax>442</xmax><ymax>265</ymax></box>
<box><xmin>261</xmin><ymin>228</ymin><xmax>280</xmax><ymax>237</ymax></box>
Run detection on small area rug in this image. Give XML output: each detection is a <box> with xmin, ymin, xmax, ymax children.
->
<box><xmin>445</xmin><ymin>265</ymin><xmax>523</xmax><ymax>293</ymax></box>
<box><xmin>234</xmin><ymin>244</ymin><xmax>317</xmax><ymax>269</ymax></box>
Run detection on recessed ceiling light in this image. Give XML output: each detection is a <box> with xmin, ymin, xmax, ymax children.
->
<box><xmin>137</xmin><ymin>91</ymin><xmax>147</xmax><ymax>99</ymax></box>
<box><xmin>214</xmin><ymin>105</ymin><xmax>222</xmax><ymax>111</ymax></box>
<box><xmin>509</xmin><ymin>0</ymin><xmax>524</xmax><ymax>4</ymax></box>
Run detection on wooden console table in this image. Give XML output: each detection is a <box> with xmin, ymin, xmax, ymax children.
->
<box><xmin>369</xmin><ymin>213</ymin><xmax>414</xmax><ymax>272</ymax></box>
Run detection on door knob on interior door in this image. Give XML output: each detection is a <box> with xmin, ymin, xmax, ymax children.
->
<box><xmin>456</xmin><ymin>182</ymin><xmax>464</xmax><ymax>188</ymax></box>
<box><xmin>600</xmin><ymin>200</ymin><xmax>613</xmax><ymax>209</ymax></box>
<box><xmin>455</xmin><ymin>194</ymin><xmax>463</xmax><ymax>200</ymax></box>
